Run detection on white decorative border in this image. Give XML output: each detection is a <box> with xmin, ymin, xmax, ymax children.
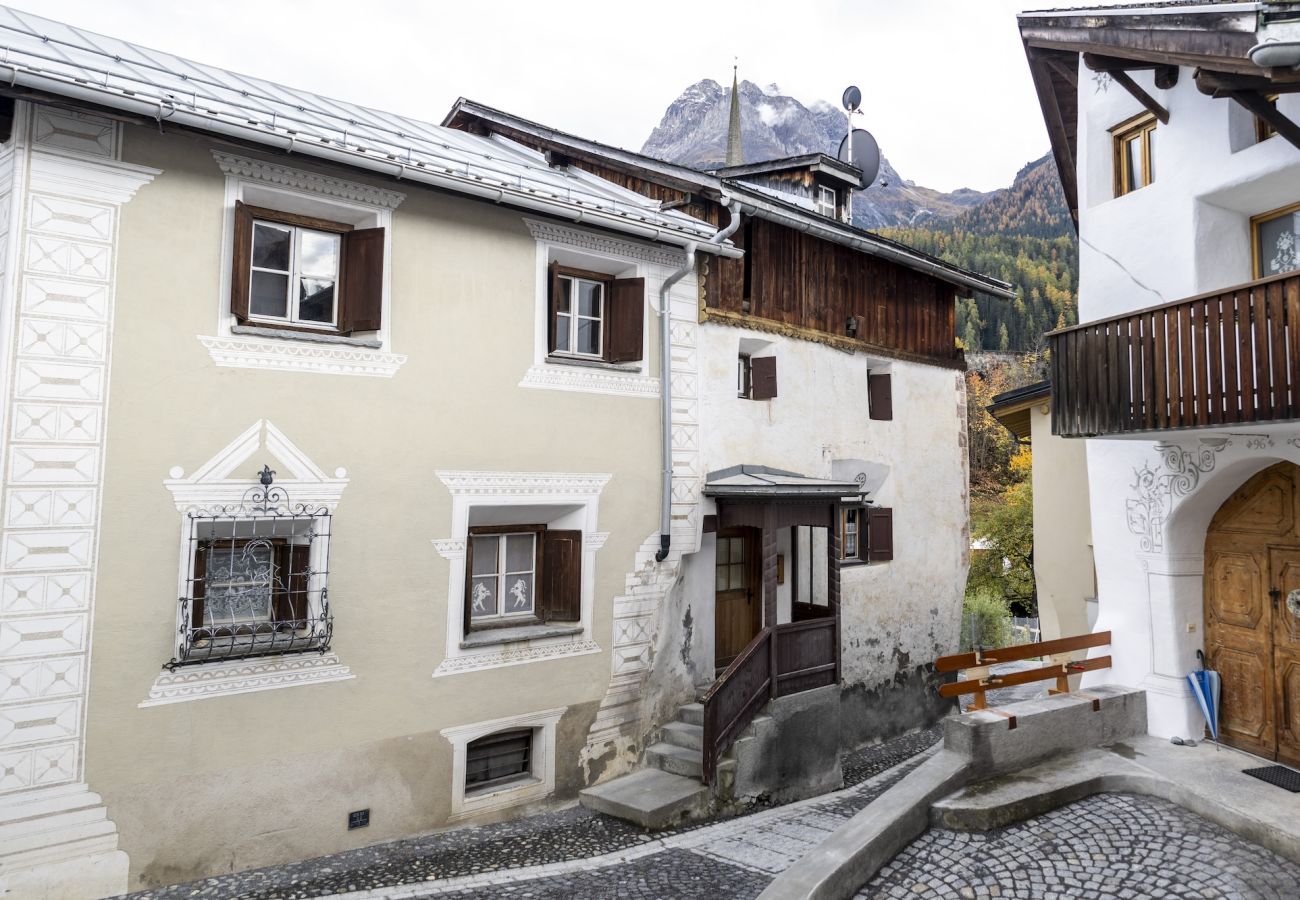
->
<box><xmin>212</xmin><ymin>152</ymin><xmax>406</xmax><ymax>209</ymax></box>
<box><xmin>202</xmin><ymin>152</ymin><xmax>405</xmax><ymax>378</ymax></box>
<box><xmin>199</xmin><ymin>335</ymin><xmax>406</xmax><ymax>378</ymax></box>
<box><xmin>139</xmin><ymin>653</ymin><xmax>354</xmax><ymax>707</ymax></box>
<box><xmin>431</xmin><ymin>470</ymin><xmax>611</xmax><ymax>677</ymax></box>
<box><xmin>520</xmin><ymin>218</ymin><xmax>679</xmax><ymax>399</ymax></box>
<box><xmin>441</xmin><ymin>706</ymin><xmax>565</xmax><ymax>821</ymax></box>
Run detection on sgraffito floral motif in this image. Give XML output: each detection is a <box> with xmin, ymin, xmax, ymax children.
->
<box><xmin>1126</xmin><ymin>439</ymin><xmax>1229</xmax><ymax>552</ymax></box>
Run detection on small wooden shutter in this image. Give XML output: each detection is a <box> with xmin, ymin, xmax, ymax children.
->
<box><xmin>869</xmin><ymin>372</ymin><xmax>893</xmax><ymax>421</ymax></box>
<box><xmin>230</xmin><ymin>201</ymin><xmax>253</xmax><ymax>321</ymax></box>
<box><xmin>604</xmin><ymin>277</ymin><xmax>645</xmax><ymax>363</ymax></box>
<box><xmin>547</xmin><ymin>261</ymin><xmax>562</xmax><ymax>353</ymax></box>
<box><xmin>751</xmin><ymin>355</ymin><xmax>778</xmax><ymax>400</ymax></box>
<box><xmin>275</xmin><ymin>542</ymin><xmax>310</xmax><ymax>626</ymax></box>
<box><xmin>341</xmin><ymin>227</ymin><xmax>385</xmax><ymax>333</ymax></box>
<box><xmin>867</xmin><ymin>507</ymin><xmax>893</xmax><ymax>562</ymax></box>
<box><xmin>190</xmin><ymin>541</ymin><xmax>208</xmax><ymax>629</ymax></box>
<box><xmin>542</xmin><ymin>529</ymin><xmax>582</xmax><ymax>622</ymax></box>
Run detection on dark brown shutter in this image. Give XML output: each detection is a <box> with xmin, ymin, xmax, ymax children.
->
<box><xmin>869</xmin><ymin>372</ymin><xmax>893</xmax><ymax>421</ymax></box>
<box><xmin>341</xmin><ymin>227</ymin><xmax>385</xmax><ymax>333</ymax></box>
<box><xmin>751</xmin><ymin>355</ymin><xmax>778</xmax><ymax>400</ymax></box>
<box><xmin>275</xmin><ymin>542</ymin><xmax>309</xmax><ymax>627</ymax></box>
<box><xmin>867</xmin><ymin>507</ymin><xmax>893</xmax><ymax>562</ymax></box>
<box><xmin>542</xmin><ymin>530</ymin><xmax>582</xmax><ymax>622</ymax></box>
<box><xmin>547</xmin><ymin>261</ymin><xmax>561</xmax><ymax>353</ymax></box>
<box><xmin>190</xmin><ymin>541</ymin><xmax>207</xmax><ymax>629</ymax></box>
<box><xmin>604</xmin><ymin>277</ymin><xmax>645</xmax><ymax>363</ymax></box>
<box><xmin>230</xmin><ymin>201</ymin><xmax>253</xmax><ymax>321</ymax></box>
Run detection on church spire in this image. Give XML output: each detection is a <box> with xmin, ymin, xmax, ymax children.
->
<box><xmin>726</xmin><ymin>62</ymin><xmax>743</xmax><ymax>167</ymax></box>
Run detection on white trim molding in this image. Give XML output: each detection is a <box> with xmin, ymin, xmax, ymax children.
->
<box><xmin>520</xmin><ymin>218</ymin><xmax>681</xmax><ymax>399</ymax></box>
<box><xmin>142</xmin><ymin>420</ymin><xmax>352</xmax><ymax>706</ymax></box>
<box><xmin>441</xmin><ymin>706</ymin><xmax>565</xmax><ymax>821</ymax></box>
<box><xmin>201</xmin><ymin>152</ymin><xmax>406</xmax><ymax>377</ymax></box>
<box><xmin>139</xmin><ymin>653</ymin><xmax>353</xmax><ymax>707</ymax></box>
<box><xmin>431</xmin><ymin>470</ymin><xmax>611</xmax><ymax>677</ymax></box>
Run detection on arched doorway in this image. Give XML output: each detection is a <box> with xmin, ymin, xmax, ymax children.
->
<box><xmin>1204</xmin><ymin>461</ymin><xmax>1300</xmax><ymax>765</ymax></box>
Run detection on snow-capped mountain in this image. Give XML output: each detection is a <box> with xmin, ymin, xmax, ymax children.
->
<box><xmin>640</xmin><ymin>79</ymin><xmax>993</xmax><ymax>230</ymax></box>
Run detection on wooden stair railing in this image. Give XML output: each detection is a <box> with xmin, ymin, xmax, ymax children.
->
<box><xmin>702</xmin><ymin>626</ymin><xmax>773</xmax><ymax>785</ymax></box>
<box><xmin>935</xmin><ymin>630</ymin><xmax>1112</xmax><ymax>728</ymax></box>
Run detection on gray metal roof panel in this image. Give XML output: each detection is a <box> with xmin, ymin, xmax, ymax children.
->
<box><xmin>0</xmin><ymin>5</ymin><xmax>720</xmax><ymax>242</ymax></box>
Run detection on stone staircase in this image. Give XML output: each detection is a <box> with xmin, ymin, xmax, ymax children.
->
<box><xmin>579</xmin><ymin>699</ymin><xmax>742</xmax><ymax>829</ymax></box>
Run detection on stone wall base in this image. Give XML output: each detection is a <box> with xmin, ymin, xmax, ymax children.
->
<box><xmin>0</xmin><ymin>784</ymin><xmax>128</xmax><ymax>900</ymax></box>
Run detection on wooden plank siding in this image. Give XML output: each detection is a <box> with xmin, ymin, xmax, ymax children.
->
<box><xmin>1050</xmin><ymin>271</ymin><xmax>1300</xmax><ymax>437</ymax></box>
<box><xmin>703</xmin><ymin>217</ymin><xmax>962</xmax><ymax>366</ymax></box>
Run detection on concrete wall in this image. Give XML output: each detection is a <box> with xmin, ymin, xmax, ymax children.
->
<box><xmin>1073</xmin><ymin>61</ymin><xmax>1300</xmax><ymax>737</ymax></box>
<box><xmin>1028</xmin><ymin>404</ymin><xmax>1094</xmax><ymax>641</ymax></box>
<box><xmin>676</xmin><ymin>323</ymin><xmax>968</xmax><ymax>749</ymax></box>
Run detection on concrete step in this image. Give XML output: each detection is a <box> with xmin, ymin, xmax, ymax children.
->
<box><xmin>646</xmin><ymin>741</ymin><xmax>703</xmax><ymax>779</ymax></box>
<box><xmin>661</xmin><ymin>721</ymin><xmax>703</xmax><ymax>751</ymax></box>
<box><xmin>678</xmin><ymin>703</ymin><xmax>704</xmax><ymax>726</ymax></box>
<box><xmin>579</xmin><ymin>768</ymin><xmax>709</xmax><ymax>830</ymax></box>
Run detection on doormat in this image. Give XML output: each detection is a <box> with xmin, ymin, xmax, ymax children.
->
<box><xmin>1242</xmin><ymin>765</ymin><xmax>1300</xmax><ymax>792</ymax></box>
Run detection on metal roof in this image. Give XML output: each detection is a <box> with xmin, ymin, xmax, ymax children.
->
<box><xmin>0</xmin><ymin>6</ymin><xmax>727</xmax><ymax>251</ymax></box>
<box><xmin>703</xmin><ymin>465</ymin><xmax>865</xmax><ymax>499</ymax></box>
<box><xmin>1019</xmin><ymin>1</ymin><xmax>1260</xmax><ymax>15</ymax></box>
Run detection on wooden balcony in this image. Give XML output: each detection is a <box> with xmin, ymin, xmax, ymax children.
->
<box><xmin>1049</xmin><ymin>272</ymin><xmax>1300</xmax><ymax>437</ymax></box>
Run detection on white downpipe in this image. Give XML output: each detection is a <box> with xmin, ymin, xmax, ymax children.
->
<box><xmin>655</xmin><ymin>200</ymin><xmax>743</xmax><ymax>562</ymax></box>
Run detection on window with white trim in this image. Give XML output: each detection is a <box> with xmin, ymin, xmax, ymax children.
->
<box><xmin>466</xmin><ymin>525</ymin><xmax>580</xmax><ymax>632</ymax></box>
<box><xmin>546</xmin><ymin>261</ymin><xmax>645</xmax><ymax>364</ymax></box>
<box><xmin>816</xmin><ymin>185</ymin><xmax>837</xmax><ymax>217</ymax></box>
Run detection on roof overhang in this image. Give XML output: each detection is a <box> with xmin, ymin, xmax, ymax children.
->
<box><xmin>988</xmin><ymin>380</ymin><xmax>1052</xmax><ymax>443</ymax></box>
<box><xmin>1018</xmin><ymin>1</ymin><xmax>1300</xmax><ymax>227</ymax></box>
<box><xmin>703</xmin><ymin>465</ymin><xmax>865</xmax><ymax>501</ymax></box>
<box><xmin>714</xmin><ymin>154</ymin><xmax>863</xmax><ymax>189</ymax></box>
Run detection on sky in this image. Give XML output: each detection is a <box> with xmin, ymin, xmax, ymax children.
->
<box><xmin>13</xmin><ymin>0</ymin><xmax>1133</xmax><ymax>193</ymax></box>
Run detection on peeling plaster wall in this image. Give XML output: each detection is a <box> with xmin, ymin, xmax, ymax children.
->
<box><xmin>1074</xmin><ymin>62</ymin><xmax>1300</xmax><ymax>738</ymax></box>
<box><xmin>676</xmin><ymin>323</ymin><xmax>968</xmax><ymax>749</ymax></box>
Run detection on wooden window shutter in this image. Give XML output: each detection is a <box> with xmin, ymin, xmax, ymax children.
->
<box><xmin>867</xmin><ymin>507</ymin><xmax>893</xmax><ymax>562</ymax></box>
<box><xmin>542</xmin><ymin>529</ymin><xmax>582</xmax><ymax>622</ymax></box>
<box><xmin>274</xmin><ymin>542</ymin><xmax>310</xmax><ymax>626</ymax></box>
<box><xmin>751</xmin><ymin>355</ymin><xmax>778</xmax><ymax>400</ymax></box>
<box><xmin>230</xmin><ymin>201</ymin><xmax>253</xmax><ymax>320</ymax></box>
<box><xmin>191</xmin><ymin>542</ymin><xmax>208</xmax><ymax>629</ymax></box>
<box><xmin>341</xmin><ymin>227</ymin><xmax>385</xmax><ymax>333</ymax></box>
<box><xmin>547</xmin><ymin>261</ymin><xmax>561</xmax><ymax>353</ymax></box>
<box><xmin>869</xmin><ymin>372</ymin><xmax>893</xmax><ymax>421</ymax></box>
<box><xmin>604</xmin><ymin>277</ymin><xmax>645</xmax><ymax>363</ymax></box>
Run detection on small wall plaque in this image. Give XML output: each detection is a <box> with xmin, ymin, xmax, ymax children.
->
<box><xmin>348</xmin><ymin>809</ymin><xmax>370</xmax><ymax>830</ymax></box>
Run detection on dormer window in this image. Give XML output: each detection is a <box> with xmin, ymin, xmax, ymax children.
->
<box><xmin>816</xmin><ymin>185</ymin><xmax>837</xmax><ymax>217</ymax></box>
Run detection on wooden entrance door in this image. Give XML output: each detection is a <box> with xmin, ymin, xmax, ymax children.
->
<box><xmin>715</xmin><ymin>527</ymin><xmax>760</xmax><ymax>670</ymax></box>
<box><xmin>1204</xmin><ymin>462</ymin><xmax>1300</xmax><ymax>762</ymax></box>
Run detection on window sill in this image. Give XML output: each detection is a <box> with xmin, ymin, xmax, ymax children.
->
<box><xmin>139</xmin><ymin>651</ymin><xmax>354</xmax><ymax>707</ymax></box>
<box><xmin>199</xmin><ymin>334</ymin><xmax>406</xmax><ymax>378</ymax></box>
<box><xmin>232</xmin><ymin>324</ymin><xmax>382</xmax><ymax>350</ymax></box>
<box><xmin>460</xmin><ymin>623</ymin><xmax>583</xmax><ymax>649</ymax></box>
<box><xmin>545</xmin><ymin>354</ymin><xmax>642</xmax><ymax>373</ymax></box>
<box><xmin>464</xmin><ymin>774</ymin><xmax>541</xmax><ymax>802</ymax></box>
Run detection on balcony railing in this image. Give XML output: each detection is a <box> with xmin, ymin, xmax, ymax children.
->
<box><xmin>1049</xmin><ymin>272</ymin><xmax>1300</xmax><ymax>437</ymax></box>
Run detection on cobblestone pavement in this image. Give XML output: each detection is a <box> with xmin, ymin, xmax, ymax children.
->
<box><xmin>858</xmin><ymin>792</ymin><xmax>1300</xmax><ymax>900</ymax></box>
<box><xmin>122</xmin><ymin>728</ymin><xmax>939</xmax><ymax>900</ymax></box>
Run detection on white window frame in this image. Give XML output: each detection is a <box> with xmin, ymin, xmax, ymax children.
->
<box><xmin>247</xmin><ymin>219</ymin><xmax>342</xmax><ymax>330</ymax></box>
<box><xmin>141</xmin><ymin>420</ymin><xmax>352</xmax><ymax>707</ymax></box>
<box><xmin>816</xmin><ymin>185</ymin><xmax>837</xmax><ymax>217</ymax></box>
<box><xmin>432</xmin><ymin>470</ymin><xmax>610</xmax><ymax>677</ymax></box>
<box><xmin>468</xmin><ymin>530</ymin><xmax>539</xmax><ymax>625</ymax></box>
<box><xmin>206</xmin><ymin>152</ymin><xmax>407</xmax><ymax>378</ymax></box>
<box><xmin>442</xmin><ymin>707</ymin><xmax>565</xmax><ymax>821</ymax></box>
<box><xmin>552</xmin><ymin>272</ymin><xmax>606</xmax><ymax>359</ymax></box>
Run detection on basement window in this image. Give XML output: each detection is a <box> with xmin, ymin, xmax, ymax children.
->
<box><xmin>466</xmin><ymin>728</ymin><xmax>535</xmax><ymax>794</ymax></box>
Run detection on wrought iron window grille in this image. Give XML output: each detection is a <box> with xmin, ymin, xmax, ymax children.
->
<box><xmin>169</xmin><ymin>467</ymin><xmax>333</xmax><ymax>670</ymax></box>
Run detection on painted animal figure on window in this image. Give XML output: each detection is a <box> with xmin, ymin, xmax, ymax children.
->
<box><xmin>471</xmin><ymin>582</ymin><xmax>492</xmax><ymax>613</ymax></box>
<box><xmin>510</xmin><ymin>579</ymin><xmax>529</xmax><ymax>609</ymax></box>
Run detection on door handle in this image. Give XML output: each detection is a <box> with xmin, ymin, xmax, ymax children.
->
<box><xmin>1270</xmin><ymin>588</ymin><xmax>1281</xmax><ymax>610</ymax></box>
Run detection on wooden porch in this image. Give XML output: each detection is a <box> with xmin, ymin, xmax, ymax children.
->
<box><xmin>1049</xmin><ymin>272</ymin><xmax>1300</xmax><ymax>438</ymax></box>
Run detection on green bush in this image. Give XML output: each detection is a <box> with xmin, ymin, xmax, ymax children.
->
<box><xmin>960</xmin><ymin>589</ymin><xmax>1012</xmax><ymax>651</ymax></box>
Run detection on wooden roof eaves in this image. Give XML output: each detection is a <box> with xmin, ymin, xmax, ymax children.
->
<box><xmin>1024</xmin><ymin>42</ymin><xmax>1080</xmax><ymax>231</ymax></box>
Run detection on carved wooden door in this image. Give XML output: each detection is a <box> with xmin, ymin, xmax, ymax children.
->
<box><xmin>1269</xmin><ymin>547</ymin><xmax>1300</xmax><ymax>766</ymax></box>
<box><xmin>1204</xmin><ymin>462</ymin><xmax>1300</xmax><ymax>760</ymax></box>
<box><xmin>715</xmin><ymin>527</ymin><xmax>760</xmax><ymax>671</ymax></box>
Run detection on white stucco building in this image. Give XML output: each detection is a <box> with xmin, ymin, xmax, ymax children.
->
<box><xmin>1021</xmin><ymin>1</ymin><xmax>1300</xmax><ymax>765</ymax></box>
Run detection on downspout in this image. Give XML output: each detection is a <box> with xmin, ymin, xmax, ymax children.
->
<box><xmin>655</xmin><ymin>199</ymin><xmax>743</xmax><ymax>562</ymax></box>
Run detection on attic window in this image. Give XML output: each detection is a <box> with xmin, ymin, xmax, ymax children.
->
<box><xmin>816</xmin><ymin>185</ymin><xmax>836</xmax><ymax>217</ymax></box>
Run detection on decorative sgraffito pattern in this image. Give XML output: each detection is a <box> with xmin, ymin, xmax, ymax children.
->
<box><xmin>0</xmin><ymin>106</ymin><xmax>156</xmax><ymax>802</ymax></box>
<box><xmin>1125</xmin><ymin>438</ymin><xmax>1229</xmax><ymax>552</ymax></box>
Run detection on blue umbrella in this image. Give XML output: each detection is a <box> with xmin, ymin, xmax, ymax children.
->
<box><xmin>1188</xmin><ymin>650</ymin><xmax>1221</xmax><ymax>749</ymax></box>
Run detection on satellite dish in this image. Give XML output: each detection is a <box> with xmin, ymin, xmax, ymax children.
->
<box><xmin>842</xmin><ymin>85</ymin><xmax>862</xmax><ymax>113</ymax></box>
<box><xmin>837</xmin><ymin>128</ymin><xmax>880</xmax><ymax>190</ymax></box>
